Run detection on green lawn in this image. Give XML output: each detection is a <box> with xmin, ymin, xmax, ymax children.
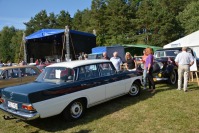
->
<box><xmin>0</xmin><ymin>83</ymin><xmax>199</xmax><ymax>133</ymax></box>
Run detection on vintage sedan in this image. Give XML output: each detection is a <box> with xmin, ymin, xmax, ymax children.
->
<box><xmin>0</xmin><ymin>59</ymin><xmax>142</xmax><ymax>121</ymax></box>
<box><xmin>153</xmin><ymin>47</ymin><xmax>194</xmax><ymax>84</ymax></box>
<box><xmin>0</xmin><ymin>65</ymin><xmax>40</xmax><ymax>89</ymax></box>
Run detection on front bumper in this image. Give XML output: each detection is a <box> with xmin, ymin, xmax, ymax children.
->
<box><xmin>153</xmin><ymin>77</ymin><xmax>168</xmax><ymax>81</ymax></box>
<box><xmin>0</xmin><ymin>104</ymin><xmax>40</xmax><ymax>120</ymax></box>
<box><xmin>153</xmin><ymin>71</ymin><xmax>169</xmax><ymax>82</ymax></box>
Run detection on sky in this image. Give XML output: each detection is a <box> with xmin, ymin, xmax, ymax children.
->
<box><xmin>0</xmin><ymin>0</ymin><xmax>92</xmax><ymax>31</ymax></box>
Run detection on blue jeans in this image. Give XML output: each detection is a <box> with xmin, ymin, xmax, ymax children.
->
<box><xmin>143</xmin><ymin>69</ymin><xmax>147</xmax><ymax>87</ymax></box>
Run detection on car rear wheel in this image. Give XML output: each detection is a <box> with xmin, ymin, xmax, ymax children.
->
<box><xmin>168</xmin><ymin>70</ymin><xmax>177</xmax><ymax>85</ymax></box>
<box><xmin>62</xmin><ymin>99</ymin><xmax>85</xmax><ymax>121</ymax></box>
<box><xmin>128</xmin><ymin>82</ymin><xmax>140</xmax><ymax>96</ymax></box>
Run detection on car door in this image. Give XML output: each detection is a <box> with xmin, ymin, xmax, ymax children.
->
<box><xmin>99</xmin><ymin>63</ymin><xmax>126</xmax><ymax>99</ymax></box>
<box><xmin>0</xmin><ymin>68</ymin><xmax>21</xmax><ymax>88</ymax></box>
<box><xmin>76</xmin><ymin>65</ymin><xmax>106</xmax><ymax>105</ymax></box>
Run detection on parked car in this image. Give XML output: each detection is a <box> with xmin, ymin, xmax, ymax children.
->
<box><xmin>0</xmin><ymin>59</ymin><xmax>142</xmax><ymax>121</ymax></box>
<box><xmin>0</xmin><ymin>65</ymin><xmax>41</xmax><ymax>89</ymax></box>
<box><xmin>153</xmin><ymin>47</ymin><xmax>194</xmax><ymax>85</ymax></box>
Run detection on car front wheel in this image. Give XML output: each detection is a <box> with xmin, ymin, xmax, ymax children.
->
<box><xmin>128</xmin><ymin>82</ymin><xmax>140</xmax><ymax>96</ymax></box>
<box><xmin>62</xmin><ymin>99</ymin><xmax>85</xmax><ymax>121</ymax></box>
<box><xmin>168</xmin><ymin>70</ymin><xmax>177</xmax><ymax>85</ymax></box>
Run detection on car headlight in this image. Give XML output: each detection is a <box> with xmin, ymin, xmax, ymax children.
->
<box><xmin>158</xmin><ymin>73</ymin><xmax>162</xmax><ymax>77</ymax></box>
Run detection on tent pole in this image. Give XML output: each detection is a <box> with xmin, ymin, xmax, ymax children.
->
<box><xmin>23</xmin><ymin>32</ymin><xmax>27</xmax><ymax>63</ymax></box>
<box><xmin>65</xmin><ymin>26</ymin><xmax>70</xmax><ymax>61</ymax></box>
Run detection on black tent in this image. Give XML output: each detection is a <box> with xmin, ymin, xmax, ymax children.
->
<box><xmin>25</xmin><ymin>29</ymin><xmax>96</xmax><ymax>62</ymax></box>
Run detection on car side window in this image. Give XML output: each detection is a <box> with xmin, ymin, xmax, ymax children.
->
<box><xmin>99</xmin><ymin>63</ymin><xmax>115</xmax><ymax>76</ymax></box>
<box><xmin>1</xmin><ymin>69</ymin><xmax>19</xmax><ymax>79</ymax></box>
<box><xmin>20</xmin><ymin>68</ymin><xmax>37</xmax><ymax>77</ymax></box>
<box><xmin>2</xmin><ymin>70</ymin><xmax>9</xmax><ymax>79</ymax></box>
<box><xmin>78</xmin><ymin>64</ymin><xmax>99</xmax><ymax>80</ymax></box>
<box><xmin>9</xmin><ymin>69</ymin><xmax>19</xmax><ymax>78</ymax></box>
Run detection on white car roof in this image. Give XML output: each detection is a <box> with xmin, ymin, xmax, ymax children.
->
<box><xmin>47</xmin><ymin>59</ymin><xmax>111</xmax><ymax>68</ymax></box>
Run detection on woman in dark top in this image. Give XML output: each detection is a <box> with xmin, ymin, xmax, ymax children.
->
<box><xmin>125</xmin><ymin>52</ymin><xmax>137</xmax><ymax>70</ymax></box>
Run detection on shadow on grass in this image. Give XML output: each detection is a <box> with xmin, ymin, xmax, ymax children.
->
<box><xmin>22</xmin><ymin>90</ymin><xmax>155</xmax><ymax>132</ymax></box>
<box><xmin>11</xmin><ymin>83</ymin><xmax>198</xmax><ymax>132</ymax></box>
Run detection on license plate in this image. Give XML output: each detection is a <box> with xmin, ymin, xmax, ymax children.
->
<box><xmin>8</xmin><ymin>101</ymin><xmax>18</xmax><ymax>110</ymax></box>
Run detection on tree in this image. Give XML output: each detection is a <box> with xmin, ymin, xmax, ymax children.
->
<box><xmin>133</xmin><ymin>0</ymin><xmax>189</xmax><ymax>46</ymax></box>
<box><xmin>104</xmin><ymin>0</ymin><xmax>132</xmax><ymax>45</ymax></box>
<box><xmin>177</xmin><ymin>1</ymin><xmax>199</xmax><ymax>35</ymax></box>
<box><xmin>0</xmin><ymin>26</ymin><xmax>17</xmax><ymax>62</ymax></box>
<box><xmin>72</xmin><ymin>10</ymin><xmax>84</xmax><ymax>30</ymax></box>
<box><xmin>90</xmin><ymin>0</ymin><xmax>107</xmax><ymax>46</ymax></box>
<box><xmin>11</xmin><ymin>30</ymin><xmax>24</xmax><ymax>63</ymax></box>
<box><xmin>48</xmin><ymin>13</ymin><xmax>58</xmax><ymax>28</ymax></box>
<box><xmin>56</xmin><ymin>10</ymin><xmax>72</xmax><ymax>29</ymax></box>
<box><xmin>24</xmin><ymin>10</ymin><xmax>49</xmax><ymax>35</ymax></box>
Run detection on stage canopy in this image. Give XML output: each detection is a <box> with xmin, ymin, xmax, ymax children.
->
<box><xmin>25</xmin><ymin>29</ymin><xmax>95</xmax><ymax>40</ymax></box>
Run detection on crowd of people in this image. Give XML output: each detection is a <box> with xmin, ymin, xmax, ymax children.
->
<box><xmin>0</xmin><ymin>60</ymin><xmax>13</xmax><ymax>67</ymax></box>
<box><xmin>0</xmin><ymin>47</ymin><xmax>195</xmax><ymax>94</ymax></box>
<box><xmin>100</xmin><ymin>46</ymin><xmax>195</xmax><ymax>94</ymax></box>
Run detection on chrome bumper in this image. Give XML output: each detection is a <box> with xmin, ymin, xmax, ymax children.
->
<box><xmin>153</xmin><ymin>78</ymin><xmax>168</xmax><ymax>81</ymax></box>
<box><xmin>0</xmin><ymin>104</ymin><xmax>40</xmax><ymax>120</ymax></box>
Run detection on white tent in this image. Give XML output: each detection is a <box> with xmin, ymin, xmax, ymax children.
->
<box><xmin>163</xmin><ymin>30</ymin><xmax>199</xmax><ymax>71</ymax></box>
<box><xmin>163</xmin><ymin>30</ymin><xmax>199</xmax><ymax>59</ymax></box>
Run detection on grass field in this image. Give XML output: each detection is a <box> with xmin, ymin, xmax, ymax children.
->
<box><xmin>0</xmin><ymin>82</ymin><xmax>199</xmax><ymax>133</ymax></box>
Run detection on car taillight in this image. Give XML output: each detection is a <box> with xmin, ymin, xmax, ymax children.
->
<box><xmin>0</xmin><ymin>97</ymin><xmax>5</xmax><ymax>103</ymax></box>
<box><xmin>22</xmin><ymin>104</ymin><xmax>35</xmax><ymax>111</ymax></box>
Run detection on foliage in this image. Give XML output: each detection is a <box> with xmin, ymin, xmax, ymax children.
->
<box><xmin>0</xmin><ymin>0</ymin><xmax>198</xmax><ymax>61</ymax></box>
<box><xmin>0</xmin><ymin>26</ymin><xmax>23</xmax><ymax>62</ymax></box>
<box><xmin>177</xmin><ymin>0</ymin><xmax>199</xmax><ymax>35</ymax></box>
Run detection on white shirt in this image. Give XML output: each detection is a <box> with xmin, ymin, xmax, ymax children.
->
<box><xmin>175</xmin><ymin>51</ymin><xmax>194</xmax><ymax>65</ymax></box>
<box><xmin>110</xmin><ymin>57</ymin><xmax>122</xmax><ymax>71</ymax></box>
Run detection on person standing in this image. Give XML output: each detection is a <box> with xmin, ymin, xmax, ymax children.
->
<box><xmin>124</xmin><ymin>52</ymin><xmax>137</xmax><ymax>70</ymax></box>
<box><xmin>102</xmin><ymin>52</ymin><xmax>110</xmax><ymax>60</ymax></box>
<box><xmin>84</xmin><ymin>54</ymin><xmax>88</xmax><ymax>60</ymax></box>
<box><xmin>175</xmin><ymin>47</ymin><xmax>194</xmax><ymax>92</ymax></box>
<box><xmin>145</xmin><ymin>47</ymin><xmax>155</xmax><ymax>93</ymax></box>
<box><xmin>142</xmin><ymin>49</ymin><xmax>148</xmax><ymax>90</ymax></box>
<box><xmin>35</xmin><ymin>59</ymin><xmax>39</xmax><ymax>65</ymax></box>
<box><xmin>110</xmin><ymin>51</ymin><xmax>123</xmax><ymax>71</ymax></box>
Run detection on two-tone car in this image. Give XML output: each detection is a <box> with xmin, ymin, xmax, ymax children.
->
<box><xmin>0</xmin><ymin>65</ymin><xmax>41</xmax><ymax>89</ymax></box>
<box><xmin>0</xmin><ymin>59</ymin><xmax>142</xmax><ymax>121</ymax></box>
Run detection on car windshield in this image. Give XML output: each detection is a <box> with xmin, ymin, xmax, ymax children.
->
<box><xmin>155</xmin><ymin>50</ymin><xmax>179</xmax><ymax>58</ymax></box>
<box><xmin>35</xmin><ymin>67</ymin><xmax>75</xmax><ymax>83</ymax></box>
<box><xmin>165</xmin><ymin>50</ymin><xmax>179</xmax><ymax>57</ymax></box>
<box><xmin>88</xmin><ymin>54</ymin><xmax>102</xmax><ymax>59</ymax></box>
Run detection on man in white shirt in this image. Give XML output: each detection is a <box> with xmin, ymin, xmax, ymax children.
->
<box><xmin>110</xmin><ymin>51</ymin><xmax>122</xmax><ymax>71</ymax></box>
<box><xmin>175</xmin><ymin>47</ymin><xmax>194</xmax><ymax>92</ymax></box>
